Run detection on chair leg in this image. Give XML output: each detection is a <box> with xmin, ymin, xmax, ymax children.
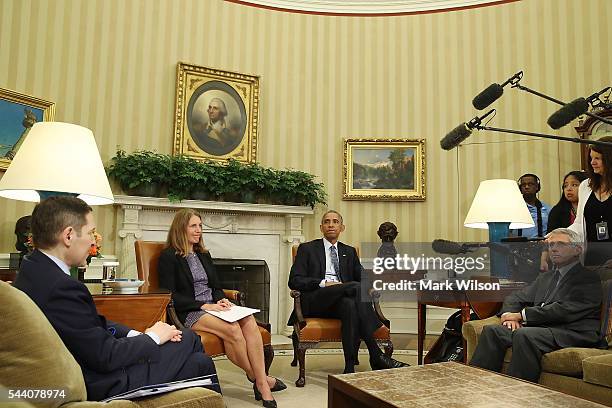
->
<box><xmin>291</xmin><ymin>330</ymin><xmax>298</xmax><ymax>367</ymax></box>
<box><xmin>296</xmin><ymin>345</ymin><xmax>307</xmax><ymax>387</ymax></box>
<box><xmin>263</xmin><ymin>344</ymin><xmax>274</xmax><ymax>375</ymax></box>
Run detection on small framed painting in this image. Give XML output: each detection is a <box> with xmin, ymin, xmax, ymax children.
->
<box><xmin>343</xmin><ymin>138</ymin><xmax>426</xmax><ymax>201</ymax></box>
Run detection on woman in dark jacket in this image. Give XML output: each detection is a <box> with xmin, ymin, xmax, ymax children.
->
<box><xmin>547</xmin><ymin>170</ymin><xmax>588</xmax><ymax>233</ymax></box>
<box><xmin>158</xmin><ymin>209</ymin><xmax>285</xmax><ymax>407</ymax></box>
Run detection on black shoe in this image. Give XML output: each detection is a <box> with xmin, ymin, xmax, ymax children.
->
<box><xmin>247</xmin><ymin>375</ymin><xmax>287</xmax><ymax>392</ymax></box>
<box><xmin>343</xmin><ymin>366</ymin><xmax>355</xmax><ymax>374</ymax></box>
<box><xmin>370</xmin><ymin>354</ymin><xmax>410</xmax><ymax>370</ymax></box>
<box><xmin>253</xmin><ymin>383</ymin><xmax>277</xmax><ymax>407</ymax></box>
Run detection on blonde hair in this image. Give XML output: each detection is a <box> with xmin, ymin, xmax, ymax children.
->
<box><xmin>166</xmin><ymin>209</ymin><xmax>208</xmax><ymax>256</ymax></box>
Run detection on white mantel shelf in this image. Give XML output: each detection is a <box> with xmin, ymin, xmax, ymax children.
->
<box><xmin>113</xmin><ymin>195</ymin><xmax>314</xmax><ymax>215</ymax></box>
<box><xmin>112</xmin><ymin>195</ymin><xmax>314</xmax><ymax>334</ymax></box>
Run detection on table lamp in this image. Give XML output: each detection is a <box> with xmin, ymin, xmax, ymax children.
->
<box><xmin>464</xmin><ymin>179</ymin><xmax>533</xmax><ymax>278</ymax></box>
<box><xmin>0</xmin><ymin>122</ymin><xmax>114</xmax><ymax>205</ymax></box>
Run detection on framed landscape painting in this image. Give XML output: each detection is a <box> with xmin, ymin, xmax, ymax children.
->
<box><xmin>343</xmin><ymin>138</ymin><xmax>426</xmax><ymax>201</ymax></box>
<box><xmin>173</xmin><ymin>62</ymin><xmax>259</xmax><ymax>163</ymax></box>
<box><xmin>0</xmin><ymin>88</ymin><xmax>55</xmax><ymax>171</ymax></box>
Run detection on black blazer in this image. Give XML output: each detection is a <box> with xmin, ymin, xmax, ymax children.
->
<box><xmin>288</xmin><ymin>239</ymin><xmax>363</xmax><ymax>320</ymax></box>
<box><xmin>500</xmin><ymin>262</ymin><xmax>603</xmax><ymax>348</ymax></box>
<box><xmin>14</xmin><ymin>250</ymin><xmax>160</xmax><ymax>401</ymax></box>
<box><xmin>157</xmin><ymin>247</ymin><xmax>226</xmax><ymax>324</ymax></box>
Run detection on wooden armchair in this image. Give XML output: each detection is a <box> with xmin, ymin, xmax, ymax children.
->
<box><xmin>288</xmin><ymin>245</ymin><xmax>393</xmax><ymax>387</ymax></box>
<box><xmin>134</xmin><ymin>240</ymin><xmax>274</xmax><ymax>372</ymax></box>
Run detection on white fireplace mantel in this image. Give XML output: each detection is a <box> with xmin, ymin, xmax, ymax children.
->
<box><xmin>113</xmin><ymin>195</ymin><xmax>314</xmax><ymax>334</ymax></box>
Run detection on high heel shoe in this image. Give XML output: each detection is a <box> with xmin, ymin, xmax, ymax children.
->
<box><xmin>247</xmin><ymin>375</ymin><xmax>287</xmax><ymax>392</ymax></box>
<box><xmin>253</xmin><ymin>382</ymin><xmax>277</xmax><ymax>407</ymax></box>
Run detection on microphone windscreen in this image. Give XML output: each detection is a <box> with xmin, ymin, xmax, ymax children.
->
<box><xmin>472</xmin><ymin>83</ymin><xmax>504</xmax><ymax>110</ymax></box>
<box><xmin>432</xmin><ymin>239</ymin><xmax>465</xmax><ymax>255</ymax></box>
<box><xmin>547</xmin><ymin>98</ymin><xmax>589</xmax><ymax>130</ymax></box>
<box><xmin>440</xmin><ymin>124</ymin><xmax>472</xmax><ymax>150</ymax></box>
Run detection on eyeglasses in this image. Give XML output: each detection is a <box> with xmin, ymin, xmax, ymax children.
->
<box><xmin>547</xmin><ymin>242</ymin><xmax>575</xmax><ymax>249</ymax></box>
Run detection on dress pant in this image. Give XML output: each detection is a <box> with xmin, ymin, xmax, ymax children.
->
<box><xmin>125</xmin><ymin>330</ymin><xmax>219</xmax><ymax>394</ymax></box>
<box><xmin>304</xmin><ymin>282</ymin><xmax>382</xmax><ymax>368</ymax></box>
<box><xmin>470</xmin><ymin>325</ymin><xmax>558</xmax><ymax>382</ymax></box>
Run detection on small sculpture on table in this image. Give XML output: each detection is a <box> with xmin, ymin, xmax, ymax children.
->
<box><xmin>377</xmin><ymin>221</ymin><xmax>398</xmax><ymax>259</ymax></box>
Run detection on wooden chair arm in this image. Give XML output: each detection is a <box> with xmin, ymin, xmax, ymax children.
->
<box><xmin>290</xmin><ymin>290</ymin><xmax>307</xmax><ymax>330</ymax></box>
<box><xmin>368</xmin><ymin>288</ymin><xmax>390</xmax><ymax>328</ymax></box>
<box><xmin>223</xmin><ymin>289</ymin><xmax>246</xmax><ymax>306</ymax></box>
<box><xmin>166</xmin><ymin>300</ymin><xmax>186</xmax><ymax>331</ymax></box>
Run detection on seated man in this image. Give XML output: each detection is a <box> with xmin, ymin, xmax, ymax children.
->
<box><xmin>470</xmin><ymin>228</ymin><xmax>603</xmax><ymax>382</ymax></box>
<box><xmin>288</xmin><ymin>209</ymin><xmax>407</xmax><ymax>373</ymax></box>
<box><xmin>14</xmin><ymin>197</ymin><xmax>217</xmax><ymax>401</ymax></box>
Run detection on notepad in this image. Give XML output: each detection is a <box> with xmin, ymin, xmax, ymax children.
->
<box><xmin>207</xmin><ymin>305</ymin><xmax>260</xmax><ymax>323</ymax></box>
<box><xmin>101</xmin><ymin>374</ymin><xmax>219</xmax><ymax>402</ymax></box>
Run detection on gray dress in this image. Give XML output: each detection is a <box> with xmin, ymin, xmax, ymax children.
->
<box><xmin>183</xmin><ymin>253</ymin><xmax>215</xmax><ymax>328</ymax></box>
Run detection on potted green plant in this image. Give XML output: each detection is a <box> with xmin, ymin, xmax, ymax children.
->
<box><xmin>167</xmin><ymin>155</ymin><xmax>203</xmax><ymax>202</ymax></box>
<box><xmin>275</xmin><ymin>169</ymin><xmax>326</xmax><ymax>207</ymax></box>
<box><xmin>107</xmin><ymin>150</ymin><xmax>172</xmax><ymax>197</ymax></box>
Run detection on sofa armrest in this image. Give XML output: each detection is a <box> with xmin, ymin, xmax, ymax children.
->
<box><xmin>462</xmin><ymin>316</ymin><xmax>501</xmax><ymax>363</ymax></box>
<box><xmin>582</xmin><ymin>351</ymin><xmax>612</xmax><ymax>389</ymax></box>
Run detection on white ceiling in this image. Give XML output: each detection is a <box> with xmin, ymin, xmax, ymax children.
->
<box><xmin>232</xmin><ymin>0</ymin><xmax>514</xmax><ymax>15</ymax></box>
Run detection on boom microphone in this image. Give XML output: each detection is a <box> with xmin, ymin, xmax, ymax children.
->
<box><xmin>432</xmin><ymin>239</ymin><xmax>486</xmax><ymax>255</ymax></box>
<box><xmin>547</xmin><ymin>87</ymin><xmax>611</xmax><ymax>130</ymax></box>
<box><xmin>440</xmin><ymin>109</ymin><xmax>495</xmax><ymax>150</ymax></box>
<box><xmin>472</xmin><ymin>71</ymin><xmax>523</xmax><ymax>110</ymax></box>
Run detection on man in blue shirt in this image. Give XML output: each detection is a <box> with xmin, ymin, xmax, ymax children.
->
<box><xmin>518</xmin><ymin>173</ymin><xmax>551</xmax><ymax>238</ymax></box>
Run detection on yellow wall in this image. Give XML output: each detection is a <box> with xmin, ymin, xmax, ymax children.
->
<box><xmin>1</xmin><ymin>0</ymin><xmax>610</xmax><ymax>253</ymax></box>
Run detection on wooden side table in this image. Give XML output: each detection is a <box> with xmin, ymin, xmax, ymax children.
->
<box><xmin>89</xmin><ymin>284</ymin><xmax>171</xmax><ymax>332</ymax></box>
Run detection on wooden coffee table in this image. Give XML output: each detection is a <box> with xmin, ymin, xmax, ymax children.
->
<box><xmin>328</xmin><ymin>362</ymin><xmax>606</xmax><ymax>408</ymax></box>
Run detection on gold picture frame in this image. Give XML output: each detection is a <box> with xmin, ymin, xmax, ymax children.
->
<box><xmin>0</xmin><ymin>88</ymin><xmax>55</xmax><ymax>171</ymax></box>
<box><xmin>343</xmin><ymin>138</ymin><xmax>426</xmax><ymax>201</ymax></box>
<box><xmin>173</xmin><ymin>62</ymin><xmax>259</xmax><ymax>163</ymax></box>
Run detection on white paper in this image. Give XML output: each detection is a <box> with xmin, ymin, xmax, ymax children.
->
<box><xmin>102</xmin><ymin>374</ymin><xmax>217</xmax><ymax>402</ymax></box>
<box><xmin>207</xmin><ymin>305</ymin><xmax>260</xmax><ymax>323</ymax></box>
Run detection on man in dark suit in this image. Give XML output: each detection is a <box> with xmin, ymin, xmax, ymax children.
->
<box><xmin>288</xmin><ymin>210</ymin><xmax>407</xmax><ymax>373</ymax></box>
<box><xmin>14</xmin><ymin>197</ymin><xmax>217</xmax><ymax>401</ymax></box>
<box><xmin>470</xmin><ymin>228</ymin><xmax>603</xmax><ymax>382</ymax></box>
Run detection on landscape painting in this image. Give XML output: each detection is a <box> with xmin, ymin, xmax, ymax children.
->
<box><xmin>343</xmin><ymin>139</ymin><xmax>426</xmax><ymax>201</ymax></box>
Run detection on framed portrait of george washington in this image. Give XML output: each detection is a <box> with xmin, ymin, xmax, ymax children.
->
<box><xmin>173</xmin><ymin>62</ymin><xmax>259</xmax><ymax>163</ymax></box>
<box><xmin>343</xmin><ymin>138</ymin><xmax>426</xmax><ymax>201</ymax></box>
<box><xmin>0</xmin><ymin>88</ymin><xmax>55</xmax><ymax>171</ymax></box>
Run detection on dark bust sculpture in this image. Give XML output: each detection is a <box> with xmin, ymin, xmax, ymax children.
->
<box><xmin>377</xmin><ymin>222</ymin><xmax>398</xmax><ymax>258</ymax></box>
<box><xmin>15</xmin><ymin>215</ymin><xmax>32</xmax><ymax>254</ymax></box>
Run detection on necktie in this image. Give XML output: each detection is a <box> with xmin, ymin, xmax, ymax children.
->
<box><xmin>330</xmin><ymin>246</ymin><xmax>340</xmax><ymax>280</ymax></box>
<box><xmin>542</xmin><ymin>269</ymin><xmax>560</xmax><ymax>304</ymax></box>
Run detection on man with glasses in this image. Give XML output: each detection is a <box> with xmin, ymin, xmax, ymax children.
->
<box><xmin>469</xmin><ymin>228</ymin><xmax>604</xmax><ymax>382</ymax></box>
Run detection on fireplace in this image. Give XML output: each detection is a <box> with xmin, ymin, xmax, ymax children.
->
<box><xmin>213</xmin><ymin>259</ymin><xmax>270</xmax><ymax>324</ymax></box>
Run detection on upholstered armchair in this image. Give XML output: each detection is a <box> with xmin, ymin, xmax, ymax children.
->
<box><xmin>0</xmin><ymin>280</ymin><xmax>224</xmax><ymax>408</ymax></box>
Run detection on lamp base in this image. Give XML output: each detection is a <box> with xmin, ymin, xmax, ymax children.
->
<box><xmin>38</xmin><ymin>191</ymin><xmax>78</xmax><ymax>201</ymax></box>
<box><xmin>487</xmin><ymin>222</ymin><xmax>511</xmax><ymax>279</ymax></box>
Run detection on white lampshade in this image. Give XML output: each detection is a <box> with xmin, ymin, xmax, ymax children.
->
<box><xmin>0</xmin><ymin>122</ymin><xmax>114</xmax><ymax>205</ymax></box>
<box><xmin>464</xmin><ymin>179</ymin><xmax>534</xmax><ymax>230</ymax></box>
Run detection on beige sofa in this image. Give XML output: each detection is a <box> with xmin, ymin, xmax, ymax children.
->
<box><xmin>462</xmin><ymin>280</ymin><xmax>612</xmax><ymax>406</ymax></box>
<box><xmin>0</xmin><ymin>281</ymin><xmax>224</xmax><ymax>408</ymax></box>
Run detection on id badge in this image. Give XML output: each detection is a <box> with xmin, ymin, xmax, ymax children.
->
<box><xmin>596</xmin><ymin>221</ymin><xmax>609</xmax><ymax>240</ymax></box>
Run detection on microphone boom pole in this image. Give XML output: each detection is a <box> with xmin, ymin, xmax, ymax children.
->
<box><xmin>511</xmin><ymin>82</ymin><xmax>612</xmax><ymax>126</ymax></box>
<box><xmin>473</xmin><ymin>124</ymin><xmax>612</xmax><ymax>148</ymax></box>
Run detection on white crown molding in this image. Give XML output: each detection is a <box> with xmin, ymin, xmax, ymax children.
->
<box><xmin>231</xmin><ymin>0</ymin><xmax>515</xmax><ymax>15</ymax></box>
